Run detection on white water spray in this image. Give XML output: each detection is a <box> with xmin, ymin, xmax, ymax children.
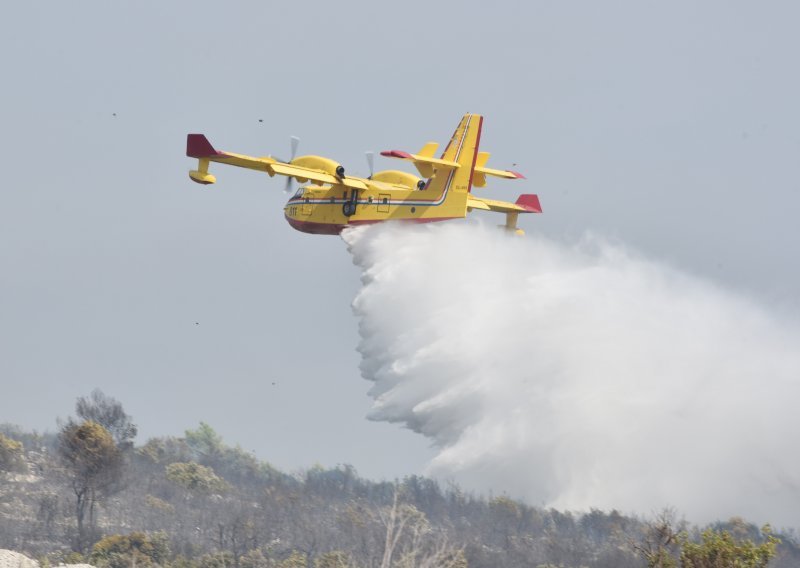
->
<box><xmin>345</xmin><ymin>221</ymin><xmax>800</xmax><ymax>526</ymax></box>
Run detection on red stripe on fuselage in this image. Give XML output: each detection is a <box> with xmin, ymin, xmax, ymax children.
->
<box><xmin>285</xmin><ymin>215</ymin><xmax>460</xmax><ymax>235</ymax></box>
<box><xmin>466</xmin><ymin>115</ymin><xmax>483</xmax><ymax>193</ymax></box>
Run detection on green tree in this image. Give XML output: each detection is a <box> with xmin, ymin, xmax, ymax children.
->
<box><xmin>680</xmin><ymin>525</ymin><xmax>779</xmax><ymax>568</ymax></box>
<box><xmin>166</xmin><ymin>461</ymin><xmax>229</xmax><ymax>494</ymax></box>
<box><xmin>58</xmin><ymin>420</ymin><xmax>123</xmax><ymax>552</ymax></box>
<box><xmin>0</xmin><ymin>432</ymin><xmax>26</xmax><ymax>474</ymax></box>
<box><xmin>185</xmin><ymin>422</ymin><xmax>224</xmax><ymax>460</ymax></box>
<box><xmin>137</xmin><ymin>435</ymin><xmax>192</xmax><ymax>464</ymax></box>
<box><xmin>90</xmin><ymin>532</ymin><xmax>169</xmax><ymax>568</ymax></box>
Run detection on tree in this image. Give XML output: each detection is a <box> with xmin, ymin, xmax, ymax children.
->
<box><xmin>378</xmin><ymin>489</ymin><xmax>426</xmax><ymax>568</ymax></box>
<box><xmin>166</xmin><ymin>461</ymin><xmax>229</xmax><ymax>495</ymax></box>
<box><xmin>185</xmin><ymin>422</ymin><xmax>224</xmax><ymax>461</ymax></box>
<box><xmin>633</xmin><ymin>508</ymin><xmax>683</xmax><ymax>568</ymax></box>
<box><xmin>489</xmin><ymin>496</ymin><xmax>522</xmax><ymax>548</ymax></box>
<box><xmin>279</xmin><ymin>551</ymin><xmax>308</xmax><ymax>568</ymax></box>
<box><xmin>314</xmin><ymin>551</ymin><xmax>353</xmax><ymax>568</ymax></box>
<box><xmin>58</xmin><ymin>420</ymin><xmax>123</xmax><ymax>552</ymax></box>
<box><xmin>90</xmin><ymin>532</ymin><xmax>170</xmax><ymax>568</ymax></box>
<box><xmin>76</xmin><ymin>389</ymin><xmax>138</xmax><ymax>450</ymax></box>
<box><xmin>377</xmin><ymin>487</ymin><xmax>465</xmax><ymax>568</ymax></box>
<box><xmin>680</xmin><ymin>525</ymin><xmax>779</xmax><ymax>568</ymax></box>
<box><xmin>0</xmin><ymin>432</ymin><xmax>26</xmax><ymax>474</ymax></box>
<box><xmin>239</xmin><ymin>549</ymin><xmax>269</xmax><ymax>568</ymax></box>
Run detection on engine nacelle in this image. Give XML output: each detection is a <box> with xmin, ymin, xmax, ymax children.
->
<box><xmin>371</xmin><ymin>170</ymin><xmax>424</xmax><ymax>190</ymax></box>
<box><xmin>290</xmin><ymin>155</ymin><xmax>346</xmax><ymax>178</ymax></box>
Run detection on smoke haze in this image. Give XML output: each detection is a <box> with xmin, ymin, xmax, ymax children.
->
<box><xmin>344</xmin><ymin>221</ymin><xmax>800</xmax><ymax>526</ymax></box>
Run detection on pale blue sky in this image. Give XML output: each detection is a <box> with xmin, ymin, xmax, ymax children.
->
<box><xmin>1</xmin><ymin>1</ymin><xmax>798</xmax><ymax>481</ymax></box>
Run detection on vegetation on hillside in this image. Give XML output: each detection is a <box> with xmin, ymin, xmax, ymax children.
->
<box><xmin>0</xmin><ymin>391</ymin><xmax>797</xmax><ymax>567</ymax></box>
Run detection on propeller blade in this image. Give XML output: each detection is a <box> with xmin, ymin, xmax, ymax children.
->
<box><xmin>280</xmin><ymin>137</ymin><xmax>300</xmax><ymax>193</ymax></box>
<box><xmin>284</xmin><ymin>176</ymin><xmax>295</xmax><ymax>194</ymax></box>
<box><xmin>365</xmin><ymin>151</ymin><xmax>375</xmax><ymax>178</ymax></box>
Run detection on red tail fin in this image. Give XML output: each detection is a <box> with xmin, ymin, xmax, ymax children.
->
<box><xmin>515</xmin><ymin>194</ymin><xmax>542</xmax><ymax>213</ymax></box>
<box><xmin>187</xmin><ymin>134</ymin><xmax>223</xmax><ymax>158</ymax></box>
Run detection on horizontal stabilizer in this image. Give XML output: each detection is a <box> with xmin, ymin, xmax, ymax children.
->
<box><xmin>466</xmin><ymin>194</ymin><xmax>542</xmax><ymax>214</ymax></box>
<box><xmin>475</xmin><ymin>166</ymin><xmax>525</xmax><ymax>179</ymax></box>
<box><xmin>380</xmin><ymin>146</ymin><xmax>460</xmax><ymax>179</ymax></box>
<box><xmin>465</xmin><ymin>197</ymin><xmax>491</xmax><ymax>211</ymax></box>
<box><xmin>472</xmin><ymin>152</ymin><xmax>525</xmax><ymax>187</ymax></box>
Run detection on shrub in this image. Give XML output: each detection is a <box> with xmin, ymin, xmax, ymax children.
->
<box><xmin>0</xmin><ymin>432</ymin><xmax>27</xmax><ymax>474</ymax></box>
<box><xmin>91</xmin><ymin>532</ymin><xmax>170</xmax><ymax>568</ymax></box>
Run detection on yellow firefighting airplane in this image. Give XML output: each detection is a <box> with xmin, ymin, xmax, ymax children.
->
<box><xmin>186</xmin><ymin>113</ymin><xmax>541</xmax><ymax>235</ymax></box>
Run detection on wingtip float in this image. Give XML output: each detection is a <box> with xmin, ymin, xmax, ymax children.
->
<box><xmin>185</xmin><ymin>114</ymin><xmax>541</xmax><ymax>236</ymax></box>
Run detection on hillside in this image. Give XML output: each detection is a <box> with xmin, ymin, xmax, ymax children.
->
<box><xmin>2</xmin><ymin>404</ymin><xmax>798</xmax><ymax>567</ymax></box>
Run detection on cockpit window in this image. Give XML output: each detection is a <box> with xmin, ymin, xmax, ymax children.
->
<box><xmin>294</xmin><ymin>188</ymin><xmax>305</xmax><ymax>198</ymax></box>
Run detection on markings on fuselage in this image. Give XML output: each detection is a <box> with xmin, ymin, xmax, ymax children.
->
<box><xmin>285</xmin><ymin>115</ymin><xmax>473</xmax><ymax>211</ymax></box>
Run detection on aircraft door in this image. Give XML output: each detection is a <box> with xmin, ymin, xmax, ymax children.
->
<box><xmin>301</xmin><ymin>191</ymin><xmax>313</xmax><ymax>215</ymax></box>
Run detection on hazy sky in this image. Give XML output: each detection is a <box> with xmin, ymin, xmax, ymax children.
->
<box><xmin>2</xmin><ymin>0</ymin><xmax>799</xmax><ymax>488</ymax></box>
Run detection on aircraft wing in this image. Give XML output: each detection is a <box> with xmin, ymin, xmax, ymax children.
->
<box><xmin>467</xmin><ymin>194</ymin><xmax>542</xmax><ymax>214</ymax></box>
<box><xmin>269</xmin><ymin>163</ymin><xmax>367</xmax><ymax>190</ymax></box>
<box><xmin>380</xmin><ymin>150</ymin><xmax>460</xmax><ymax>169</ymax></box>
<box><xmin>187</xmin><ymin>134</ymin><xmax>367</xmax><ymax>190</ymax></box>
<box><xmin>380</xmin><ymin>146</ymin><xmax>524</xmax><ymax>186</ymax></box>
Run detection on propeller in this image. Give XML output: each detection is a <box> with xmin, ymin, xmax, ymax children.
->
<box><xmin>365</xmin><ymin>151</ymin><xmax>375</xmax><ymax>179</ymax></box>
<box><xmin>283</xmin><ymin>136</ymin><xmax>301</xmax><ymax>194</ymax></box>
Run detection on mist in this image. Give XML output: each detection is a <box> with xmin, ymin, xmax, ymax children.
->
<box><xmin>344</xmin><ymin>221</ymin><xmax>800</xmax><ymax>527</ymax></box>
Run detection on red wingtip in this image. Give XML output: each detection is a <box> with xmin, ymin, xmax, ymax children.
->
<box><xmin>509</xmin><ymin>170</ymin><xmax>526</xmax><ymax>179</ymax></box>
<box><xmin>380</xmin><ymin>150</ymin><xmax>414</xmax><ymax>159</ymax></box>
<box><xmin>515</xmin><ymin>194</ymin><xmax>542</xmax><ymax>213</ymax></box>
<box><xmin>187</xmin><ymin>134</ymin><xmax>224</xmax><ymax>158</ymax></box>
